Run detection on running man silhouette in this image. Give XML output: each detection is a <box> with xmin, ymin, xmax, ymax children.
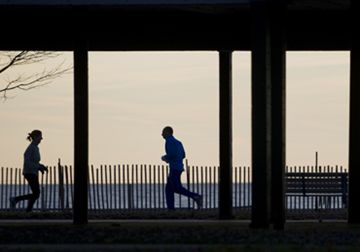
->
<box><xmin>161</xmin><ymin>126</ymin><xmax>202</xmax><ymax>210</ymax></box>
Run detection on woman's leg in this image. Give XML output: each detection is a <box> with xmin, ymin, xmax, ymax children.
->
<box><xmin>13</xmin><ymin>175</ymin><xmax>37</xmax><ymax>205</ymax></box>
<box><xmin>15</xmin><ymin>174</ymin><xmax>40</xmax><ymax>212</ymax></box>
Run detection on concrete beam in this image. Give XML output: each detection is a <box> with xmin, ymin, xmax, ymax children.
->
<box><xmin>270</xmin><ymin>2</ymin><xmax>286</xmax><ymax>231</ymax></box>
<box><xmin>250</xmin><ymin>1</ymin><xmax>272</xmax><ymax>229</ymax></box>
<box><xmin>73</xmin><ymin>43</ymin><xmax>89</xmax><ymax>225</ymax></box>
<box><xmin>219</xmin><ymin>51</ymin><xmax>233</xmax><ymax>220</ymax></box>
<box><xmin>348</xmin><ymin>0</ymin><xmax>360</xmax><ymax>224</ymax></box>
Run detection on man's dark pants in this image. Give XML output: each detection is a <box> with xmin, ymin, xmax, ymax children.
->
<box><xmin>166</xmin><ymin>170</ymin><xmax>199</xmax><ymax>209</ymax></box>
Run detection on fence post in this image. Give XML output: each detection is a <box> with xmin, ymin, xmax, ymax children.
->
<box><xmin>341</xmin><ymin>172</ymin><xmax>348</xmax><ymax>207</ymax></box>
<box><xmin>58</xmin><ymin>159</ymin><xmax>65</xmax><ymax>211</ymax></box>
<box><xmin>127</xmin><ymin>165</ymin><xmax>134</xmax><ymax>209</ymax></box>
<box><xmin>41</xmin><ymin>185</ymin><xmax>45</xmax><ymax>211</ymax></box>
<box><xmin>186</xmin><ymin>159</ymin><xmax>191</xmax><ymax>209</ymax></box>
<box><xmin>40</xmin><ymin>171</ymin><xmax>45</xmax><ymax>211</ymax></box>
<box><xmin>128</xmin><ymin>184</ymin><xmax>134</xmax><ymax>209</ymax></box>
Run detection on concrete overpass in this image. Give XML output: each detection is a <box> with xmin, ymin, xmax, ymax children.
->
<box><xmin>1</xmin><ymin>0</ymin><xmax>358</xmax><ymax>230</ymax></box>
<box><xmin>0</xmin><ymin>0</ymin><xmax>353</xmax><ymax>50</ymax></box>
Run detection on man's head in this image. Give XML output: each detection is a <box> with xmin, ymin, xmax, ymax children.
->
<box><xmin>162</xmin><ymin>126</ymin><xmax>173</xmax><ymax>139</ymax></box>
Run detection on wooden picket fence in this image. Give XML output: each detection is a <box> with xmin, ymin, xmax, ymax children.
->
<box><xmin>0</xmin><ymin>162</ymin><xmax>70</xmax><ymax>211</ymax></box>
<box><xmin>0</xmin><ymin>160</ymin><xmax>347</xmax><ymax>212</ymax></box>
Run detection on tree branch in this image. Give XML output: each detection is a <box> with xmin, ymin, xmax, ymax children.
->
<box><xmin>0</xmin><ymin>51</ymin><xmax>72</xmax><ymax>100</ymax></box>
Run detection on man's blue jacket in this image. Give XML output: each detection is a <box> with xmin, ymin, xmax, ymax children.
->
<box><xmin>163</xmin><ymin>135</ymin><xmax>186</xmax><ymax>172</ymax></box>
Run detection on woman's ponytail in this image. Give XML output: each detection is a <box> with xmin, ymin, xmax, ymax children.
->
<box><xmin>26</xmin><ymin>133</ymin><xmax>32</xmax><ymax>141</ymax></box>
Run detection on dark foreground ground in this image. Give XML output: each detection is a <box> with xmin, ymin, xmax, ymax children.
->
<box><xmin>0</xmin><ymin>209</ymin><xmax>358</xmax><ymax>251</ymax></box>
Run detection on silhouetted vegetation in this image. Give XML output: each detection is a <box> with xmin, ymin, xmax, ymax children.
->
<box><xmin>0</xmin><ymin>51</ymin><xmax>72</xmax><ymax>99</ymax></box>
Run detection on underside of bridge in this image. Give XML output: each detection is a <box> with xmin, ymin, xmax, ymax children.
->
<box><xmin>0</xmin><ymin>0</ymin><xmax>353</xmax><ymax>51</ymax></box>
<box><xmin>1</xmin><ymin>0</ymin><xmax>358</xmax><ymax>229</ymax></box>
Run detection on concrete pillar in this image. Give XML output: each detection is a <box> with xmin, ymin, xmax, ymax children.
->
<box><xmin>270</xmin><ymin>2</ymin><xmax>286</xmax><ymax>230</ymax></box>
<box><xmin>250</xmin><ymin>1</ymin><xmax>272</xmax><ymax>229</ymax></box>
<box><xmin>348</xmin><ymin>0</ymin><xmax>360</xmax><ymax>224</ymax></box>
<box><xmin>73</xmin><ymin>44</ymin><xmax>89</xmax><ymax>225</ymax></box>
<box><xmin>219</xmin><ymin>51</ymin><xmax>233</xmax><ymax>219</ymax></box>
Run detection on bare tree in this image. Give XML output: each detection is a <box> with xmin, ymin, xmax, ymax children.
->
<box><xmin>0</xmin><ymin>51</ymin><xmax>72</xmax><ymax>100</ymax></box>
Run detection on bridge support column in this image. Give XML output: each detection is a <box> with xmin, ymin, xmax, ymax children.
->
<box><xmin>73</xmin><ymin>43</ymin><xmax>89</xmax><ymax>225</ymax></box>
<box><xmin>219</xmin><ymin>51</ymin><xmax>233</xmax><ymax>220</ymax></box>
<box><xmin>348</xmin><ymin>0</ymin><xmax>360</xmax><ymax>224</ymax></box>
<box><xmin>251</xmin><ymin>1</ymin><xmax>272</xmax><ymax>228</ymax></box>
<box><xmin>270</xmin><ymin>2</ymin><xmax>286</xmax><ymax>230</ymax></box>
<box><xmin>250</xmin><ymin>1</ymin><xmax>286</xmax><ymax>229</ymax></box>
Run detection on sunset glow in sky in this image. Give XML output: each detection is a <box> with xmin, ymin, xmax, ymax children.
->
<box><xmin>0</xmin><ymin>51</ymin><xmax>349</xmax><ymax>169</ymax></box>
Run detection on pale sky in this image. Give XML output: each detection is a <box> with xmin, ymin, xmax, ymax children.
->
<box><xmin>0</xmin><ymin>51</ymin><xmax>350</xmax><ymax>169</ymax></box>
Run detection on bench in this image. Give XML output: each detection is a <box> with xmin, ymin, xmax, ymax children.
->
<box><xmin>285</xmin><ymin>172</ymin><xmax>348</xmax><ymax>210</ymax></box>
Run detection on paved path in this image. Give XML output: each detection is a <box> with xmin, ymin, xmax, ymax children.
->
<box><xmin>0</xmin><ymin>218</ymin><xmax>348</xmax><ymax>224</ymax></box>
<box><xmin>0</xmin><ymin>244</ymin><xmax>246</xmax><ymax>252</ymax></box>
<box><xmin>1</xmin><ymin>219</ymin><xmax>360</xmax><ymax>252</ymax></box>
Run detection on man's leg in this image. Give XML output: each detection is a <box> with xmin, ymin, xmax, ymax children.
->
<box><xmin>170</xmin><ymin>170</ymin><xmax>203</xmax><ymax>209</ymax></box>
<box><xmin>165</xmin><ymin>176</ymin><xmax>175</xmax><ymax>209</ymax></box>
<box><xmin>171</xmin><ymin>171</ymin><xmax>199</xmax><ymax>199</ymax></box>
